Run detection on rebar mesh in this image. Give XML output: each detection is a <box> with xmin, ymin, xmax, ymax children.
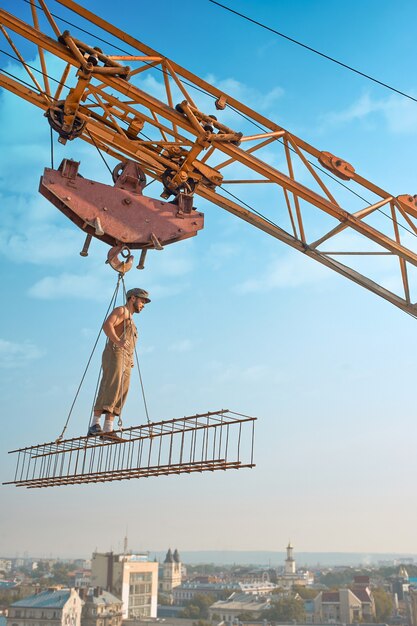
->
<box><xmin>4</xmin><ymin>410</ymin><xmax>256</xmax><ymax>488</ymax></box>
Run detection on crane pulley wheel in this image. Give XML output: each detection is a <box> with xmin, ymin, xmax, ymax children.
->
<box><xmin>162</xmin><ymin>168</ymin><xmax>196</xmax><ymax>197</ymax></box>
<box><xmin>46</xmin><ymin>101</ymin><xmax>85</xmax><ymax>141</ymax></box>
<box><xmin>112</xmin><ymin>161</ymin><xmax>147</xmax><ymax>191</ymax></box>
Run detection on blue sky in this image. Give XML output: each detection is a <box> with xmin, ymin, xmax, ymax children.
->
<box><xmin>1</xmin><ymin>0</ymin><xmax>417</xmax><ymax>560</ymax></box>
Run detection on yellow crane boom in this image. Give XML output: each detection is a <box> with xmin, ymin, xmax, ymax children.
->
<box><xmin>1</xmin><ymin>0</ymin><xmax>417</xmax><ymax>314</ymax></box>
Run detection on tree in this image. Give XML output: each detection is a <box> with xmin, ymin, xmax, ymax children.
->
<box><xmin>237</xmin><ymin>612</ymin><xmax>258</xmax><ymax>622</ymax></box>
<box><xmin>373</xmin><ymin>587</ymin><xmax>393</xmax><ymax>622</ymax></box>
<box><xmin>262</xmin><ymin>597</ymin><xmax>305</xmax><ymax>623</ymax></box>
<box><xmin>293</xmin><ymin>586</ymin><xmax>317</xmax><ymax>600</ymax></box>
<box><xmin>193</xmin><ymin>620</ymin><xmax>212</xmax><ymax>626</ymax></box>
<box><xmin>158</xmin><ymin>592</ymin><xmax>172</xmax><ymax>606</ymax></box>
<box><xmin>45</xmin><ymin>562</ymin><xmax>73</xmax><ymax>585</ymax></box>
<box><xmin>180</xmin><ymin>594</ymin><xmax>216</xmax><ymax>619</ymax></box>
<box><xmin>318</xmin><ymin>568</ymin><xmax>358</xmax><ymax>588</ymax></box>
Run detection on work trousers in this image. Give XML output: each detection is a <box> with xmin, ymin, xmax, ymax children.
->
<box><xmin>94</xmin><ymin>342</ymin><xmax>133</xmax><ymax>416</ymax></box>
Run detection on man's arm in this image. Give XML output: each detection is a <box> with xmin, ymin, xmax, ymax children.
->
<box><xmin>103</xmin><ymin>306</ymin><xmax>130</xmax><ymax>349</ymax></box>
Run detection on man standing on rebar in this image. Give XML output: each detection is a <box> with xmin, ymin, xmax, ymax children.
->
<box><xmin>87</xmin><ymin>287</ymin><xmax>151</xmax><ymax>439</ymax></box>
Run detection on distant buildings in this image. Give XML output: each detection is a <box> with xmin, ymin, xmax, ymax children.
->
<box><xmin>78</xmin><ymin>587</ymin><xmax>122</xmax><ymax>626</ymax></box>
<box><xmin>276</xmin><ymin>543</ymin><xmax>314</xmax><ymax>589</ymax></box>
<box><xmin>208</xmin><ymin>593</ymin><xmax>271</xmax><ymax>623</ymax></box>
<box><xmin>310</xmin><ymin>576</ymin><xmax>376</xmax><ymax>624</ymax></box>
<box><xmin>391</xmin><ymin>566</ymin><xmax>410</xmax><ymax>602</ymax></box>
<box><xmin>0</xmin><ymin>561</ymin><xmax>12</xmax><ymax>575</ymax></box>
<box><xmin>173</xmin><ymin>580</ymin><xmax>276</xmax><ymax>605</ymax></box>
<box><xmin>313</xmin><ymin>589</ymin><xmax>366</xmax><ymax>623</ymax></box>
<box><xmin>7</xmin><ymin>588</ymin><xmax>82</xmax><ymax>626</ymax></box>
<box><xmin>158</xmin><ymin>549</ymin><xmax>182</xmax><ymax>603</ymax></box>
<box><xmin>409</xmin><ymin>587</ymin><xmax>417</xmax><ymax>626</ymax></box>
<box><xmin>73</xmin><ymin>573</ymin><xmax>91</xmax><ymax>590</ymax></box>
<box><xmin>91</xmin><ymin>552</ymin><xmax>158</xmax><ymax>619</ymax></box>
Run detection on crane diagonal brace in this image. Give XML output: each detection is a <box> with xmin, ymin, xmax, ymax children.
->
<box><xmin>39</xmin><ymin>159</ymin><xmax>204</xmax><ymax>249</ymax></box>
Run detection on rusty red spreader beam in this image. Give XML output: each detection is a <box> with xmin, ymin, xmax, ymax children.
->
<box><xmin>39</xmin><ymin>159</ymin><xmax>204</xmax><ymax>261</ymax></box>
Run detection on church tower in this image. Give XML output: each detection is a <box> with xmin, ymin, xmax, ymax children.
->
<box><xmin>285</xmin><ymin>541</ymin><xmax>296</xmax><ymax>575</ymax></box>
<box><xmin>159</xmin><ymin>548</ymin><xmax>182</xmax><ymax>599</ymax></box>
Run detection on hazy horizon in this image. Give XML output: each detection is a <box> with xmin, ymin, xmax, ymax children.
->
<box><xmin>2</xmin><ymin>550</ymin><xmax>416</xmax><ymax>568</ymax></box>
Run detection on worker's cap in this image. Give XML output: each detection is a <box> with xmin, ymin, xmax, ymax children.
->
<box><xmin>126</xmin><ymin>288</ymin><xmax>151</xmax><ymax>303</ymax></box>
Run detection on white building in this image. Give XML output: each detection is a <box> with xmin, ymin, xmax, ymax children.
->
<box><xmin>285</xmin><ymin>543</ymin><xmax>296</xmax><ymax>575</ymax></box>
<box><xmin>0</xmin><ymin>560</ymin><xmax>12</xmax><ymax>573</ymax></box>
<box><xmin>91</xmin><ymin>552</ymin><xmax>158</xmax><ymax>620</ymax></box>
<box><xmin>276</xmin><ymin>542</ymin><xmax>314</xmax><ymax>588</ymax></box>
<box><xmin>159</xmin><ymin>549</ymin><xmax>182</xmax><ymax>601</ymax></box>
<box><xmin>313</xmin><ymin>588</ymin><xmax>375</xmax><ymax>624</ymax></box>
<box><xmin>7</xmin><ymin>588</ymin><xmax>81</xmax><ymax>626</ymax></box>
<box><xmin>79</xmin><ymin>587</ymin><xmax>123</xmax><ymax>626</ymax></box>
<box><xmin>209</xmin><ymin>593</ymin><xmax>270</xmax><ymax>623</ymax></box>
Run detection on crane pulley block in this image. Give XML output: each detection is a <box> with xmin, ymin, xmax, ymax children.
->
<box><xmin>39</xmin><ymin>159</ymin><xmax>204</xmax><ymax>250</ymax></box>
<box><xmin>396</xmin><ymin>194</ymin><xmax>417</xmax><ymax>220</ymax></box>
<box><xmin>318</xmin><ymin>151</ymin><xmax>355</xmax><ymax>181</ymax></box>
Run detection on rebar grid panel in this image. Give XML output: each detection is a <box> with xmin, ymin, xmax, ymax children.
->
<box><xmin>4</xmin><ymin>410</ymin><xmax>256</xmax><ymax>488</ymax></box>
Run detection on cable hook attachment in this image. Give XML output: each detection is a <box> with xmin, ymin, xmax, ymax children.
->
<box><xmin>106</xmin><ymin>245</ymin><xmax>134</xmax><ymax>274</ymax></box>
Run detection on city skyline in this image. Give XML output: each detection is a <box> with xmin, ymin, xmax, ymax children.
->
<box><xmin>2</xmin><ymin>548</ymin><xmax>417</xmax><ymax>568</ymax></box>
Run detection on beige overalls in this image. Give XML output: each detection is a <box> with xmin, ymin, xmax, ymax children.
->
<box><xmin>94</xmin><ymin>314</ymin><xmax>138</xmax><ymax>416</ymax></box>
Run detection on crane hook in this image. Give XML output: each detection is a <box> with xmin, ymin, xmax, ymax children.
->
<box><xmin>106</xmin><ymin>245</ymin><xmax>134</xmax><ymax>274</ymax></box>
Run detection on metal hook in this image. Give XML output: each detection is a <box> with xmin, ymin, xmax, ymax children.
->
<box><xmin>106</xmin><ymin>244</ymin><xmax>134</xmax><ymax>274</ymax></box>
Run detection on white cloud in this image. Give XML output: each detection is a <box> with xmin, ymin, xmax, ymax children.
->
<box><xmin>168</xmin><ymin>339</ymin><xmax>194</xmax><ymax>353</ymax></box>
<box><xmin>27</xmin><ymin>238</ymin><xmax>196</xmax><ymax>301</ymax></box>
<box><xmin>133</xmin><ymin>72</ymin><xmax>181</xmax><ymax>105</ymax></box>
<box><xmin>0</xmin><ymin>338</ymin><xmax>43</xmax><ymax>368</ymax></box>
<box><xmin>323</xmin><ymin>93</ymin><xmax>379</xmax><ymax>126</ymax></box>
<box><xmin>28</xmin><ymin>270</ymin><xmax>112</xmax><ymax>301</ymax></box>
<box><xmin>0</xmin><ymin>220</ymin><xmax>82</xmax><ymax>266</ymax></box>
<box><xmin>208</xmin><ymin>361</ymin><xmax>284</xmax><ymax>385</ymax></box>
<box><xmin>236</xmin><ymin>251</ymin><xmax>331</xmax><ymax>294</ymax></box>
<box><xmin>130</xmin><ymin>65</ymin><xmax>284</xmax><ymax>134</ymax></box>
<box><xmin>138</xmin><ymin>344</ymin><xmax>155</xmax><ymax>354</ymax></box>
<box><xmin>204</xmin><ymin>74</ymin><xmax>283</xmax><ymax>115</ymax></box>
<box><xmin>321</xmin><ymin>92</ymin><xmax>417</xmax><ymax>134</ymax></box>
<box><xmin>204</xmin><ymin>241</ymin><xmax>242</xmax><ymax>270</ymax></box>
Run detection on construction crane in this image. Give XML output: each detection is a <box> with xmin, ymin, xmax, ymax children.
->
<box><xmin>1</xmin><ymin>0</ymin><xmax>417</xmax><ymax>316</ymax></box>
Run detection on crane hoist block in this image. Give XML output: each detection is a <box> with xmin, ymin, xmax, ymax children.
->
<box><xmin>39</xmin><ymin>159</ymin><xmax>204</xmax><ymax>249</ymax></box>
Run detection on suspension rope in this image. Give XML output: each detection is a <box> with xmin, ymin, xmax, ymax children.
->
<box><xmin>133</xmin><ymin>341</ymin><xmax>151</xmax><ymax>425</ymax></box>
<box><xmin>117</xmin><ymin>274</ymin><xmax>128</xmax><ymax>430</ymax></box>
<box><xmin>117</xmin><ymin>276</ymin><xmax>151</xmax><ymax>427</ymax></box>
<box><xmin>86</xmin><ymin>128</ymin><xmax>113</xmax><ymax>176</ymax></box>
<box><xmin>50</xmin><ymin>125</ymin><xmax>54</xmax><ymax>169</ymax></box>
<box><xmin>88</xmin><ymin>363</ymin><xmax>103</xmax><ymax>431</ymax></box>
<box><xmin>208</xmin><ymin>0</ymin><xmax>417</xmax><ymax>105</ymax></box>
<box><xmin>119</xmin><ymin>275</ymin><xmax>151</xmax><ymax>427</ymax></box>
<box><xmin>56</xmin><ymin>274</ymin><xmax>122</xmax><ymax>442</ymax></box>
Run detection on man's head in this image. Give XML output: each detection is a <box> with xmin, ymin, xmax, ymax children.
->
<box><xmin>126</xmin><ymin>288</ymin><xmax>151</xmax><ymax>313</ymax></box>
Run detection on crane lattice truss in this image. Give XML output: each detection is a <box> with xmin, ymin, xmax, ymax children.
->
<box><xmin>1</xmin><ymin>0</ymin><xmax>417</xmax><ymax>314</ymax></box>
<box><xmin>4</xmin><ymin>411</ymin><xmax>256</xmax><ymax>488</ymax></box>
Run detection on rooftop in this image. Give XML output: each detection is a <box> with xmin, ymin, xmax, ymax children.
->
<box><xmin>12</xmin><ymin>590</ymin><xmax>71</xmax><ymax>609</ymax></box>
<box><xmin>84</xmin><ymin>590</ymin><xmax>121</xmax><ymax>606</ymax></box>
<box><xmin>0</xmin><ymin>581</ymin><xmax>19</xmax><ymax>589</ymax></box>
<box><xmin>210</xmin><ymin>594</ymin><xmax>270</xmax><ymax>612</ymax></box>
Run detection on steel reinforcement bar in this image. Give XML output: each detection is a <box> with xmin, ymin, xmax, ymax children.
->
<box><xmin>4</xmin><ymin>410</ymin><xmax>256</xmax><ymax>488</ymax></box>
